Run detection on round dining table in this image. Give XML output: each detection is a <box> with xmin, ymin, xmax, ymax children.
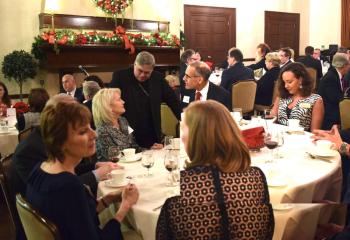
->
<box><xmin>98</xmin><ymin>123</ymin><xmax>342</xmax><ymax>240</ymax></box>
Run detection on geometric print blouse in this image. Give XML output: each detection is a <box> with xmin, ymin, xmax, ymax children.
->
<box><xmin>277</xmin><ymin>93</ymin><xmax>322</xmax><ymax>131</ymax></box>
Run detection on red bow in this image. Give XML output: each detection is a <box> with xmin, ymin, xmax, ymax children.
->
<box><xmin>116</xmin><ymin>26</ymin><xmax>135</xmax><ymax>54</ymax></box>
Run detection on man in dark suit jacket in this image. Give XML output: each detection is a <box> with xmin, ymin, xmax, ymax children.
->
<box><xmin>220</xmin><ymin>48</ymin><xmax>254</xmax><ymax>92</ymax></box>
<box><xmin>278</xmin><ymin>47</ymin><xmax>293</xmax><ymax>69</ymax></box>
<box><xmin>296</xmin><ymin>46</ymin><xmax>323</xmax><ymax>89</ymax></box>
<box><xmin>318</xmin><ymin>53</ymin><xmax>350</xmax><ymax>130</ymax></box>
<box><xmin>182</xmin><ymin>61</ymin><xmax>231</xmax><ymax>110</ymax></box>
<box><xmin>62</xmin><ymin>74</ymin><xmax>85</xmax><ymax>103</ymax></box>
<box><xmin>110</xmin><ymin>51</ymin><xmax>181</xmax><ymax>148</ymax></box>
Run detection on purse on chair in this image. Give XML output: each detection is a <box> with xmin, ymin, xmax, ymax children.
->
<box><xmin>241</xmin><ymin>126</ymin><xmax>265</xmax><ymax>151</ymax></box>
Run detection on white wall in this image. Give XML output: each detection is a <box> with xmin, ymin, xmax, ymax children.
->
<box><xmin>182</xmin><ymin>0</ymin><xmax>341</xmax><ymax>57</ymax></box>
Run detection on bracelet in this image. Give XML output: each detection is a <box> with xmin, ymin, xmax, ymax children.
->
<box><xmin>101</xmin><ymin>197</ymin><xmax>109</xmax><ymax>208</ymax></box>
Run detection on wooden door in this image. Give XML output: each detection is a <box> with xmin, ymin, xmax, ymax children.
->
<box><xmin>184</xmin><ymin>5</ymin><xmax>236</xmax><ymax>65</ymax></box>
<box><xmin>265</xmin><ymin>11</ymin><xmax>300</xmax><ymax>57</ymax></box>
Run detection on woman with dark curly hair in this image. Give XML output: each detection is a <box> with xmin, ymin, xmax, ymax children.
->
<box><xmin>0</xmin><ymin>81</ymin><xmax>11</xmax><ymax>116</ymax></box>
<box><xmin>271</xmin><ymin>62</ymin><xmax>324</xmax><ymax>131</ymax></box>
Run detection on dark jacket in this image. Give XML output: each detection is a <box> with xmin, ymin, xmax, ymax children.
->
<box><xmin>181</xmin><ymin>82</ymin><xmax>232</xmax><ymax>110</ymax></box>
<box><xmin>318</xmin><ymin>67</ymin><xmax>343</xmax><ymax>130</ymax></box>
<box><xmin>110</xmin><ymin>67</ymin><xmax>181</xmax><ymax>147</ymax></box>
<box><xmin>74</xmin><ymin>87</ymin><xmax>85</xmax><ymax>103</ymax></box>
<box><xmin>220</xmin><ymin>62</ymin><xmax>254</xmax><ymax>92</ymax></box>
<box><xmin>296</xmin><ymin>55</ymin><xmax>323</xmax><ymax>88</ymax></box>
<box><xmin>247</xmin><ymin>58</ymin><xmax>267</xmax><ymax>71</ymax></box>
<box><xmin>255</xmin><ymin>66</ymin><xmax>280</xmax><ymax>106</ymax></box>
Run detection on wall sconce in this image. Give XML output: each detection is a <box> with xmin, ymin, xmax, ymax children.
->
<box><xmin>44</xmin><ymin>0</ymin><xmax>59</xmax><ymax>29</ymax></box>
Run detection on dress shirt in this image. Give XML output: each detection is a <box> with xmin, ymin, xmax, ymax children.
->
<box><xmin>196</xmin><ymin>81</ymin><xmax>209</xmax><ymax>101</ymax></box>
<box><xmin>67</xmin><ymin>87</ymin><xmax>76</xmax><ymax>97</ymax></box>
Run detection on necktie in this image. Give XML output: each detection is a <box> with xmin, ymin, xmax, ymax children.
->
<box><xmin>195</xmin><ymin>91</ymin><xmax>202</xmax><ymax>101</ymax></box>
<box><xmin>341</xmin><ymin>77</ymin><xmax>347</xmax><ymax>92</ymax></box>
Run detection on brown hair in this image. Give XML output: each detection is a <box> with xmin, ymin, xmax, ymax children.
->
<box><xmin>184</xmin><ymin>100</ymin><xmax>251</xmax><ymax>172</ymax></box>
<box><xmin>277</xmin><ymin>62</ymin><xmax>313</xmax><ymax>98</ymax></box>
<box><xmin>28</xmin><ymin>88</ymin><xmax>49</xmax><ymax>112</ymax></box>
<box><xmin>41</xmin><ymin>101</ymin><xmax>91</xmax><ymax>162</ymax></box>
<box><xmin>0</xmin><ymin>81</ymin><xmax>11</xmax><ymax>107</ymax></box>
<box><xmin>257</xmin><ymin>43</ymin><xmax>271</xmax><ymax>57</ymax></box>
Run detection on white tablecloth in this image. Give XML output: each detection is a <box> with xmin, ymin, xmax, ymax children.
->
<box><xmin>0</xmin><ymin>127</ymin><xmax>18</xmax><ymax>157</ymax></box>
<box><xmin>98</xmin><ymin>125</ymin><xmax>342</xmax><ymax>240</ymax></box>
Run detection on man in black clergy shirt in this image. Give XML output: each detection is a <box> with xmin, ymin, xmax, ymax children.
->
<box><xmin>109</xmin><ymin>51</ymin><xmax>181</xmax><ymax>148</ymax></box>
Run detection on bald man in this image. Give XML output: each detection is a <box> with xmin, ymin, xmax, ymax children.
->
<box><xmin>62</xmin><ymin>74</ymin><xmax>84</xmax><ymax>103</ymax></box>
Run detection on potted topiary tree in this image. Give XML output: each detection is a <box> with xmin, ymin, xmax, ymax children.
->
<box><xmin>2</xmin><ymin>50</ymin><xmax>38</xmax><ymax>101</ymax></box>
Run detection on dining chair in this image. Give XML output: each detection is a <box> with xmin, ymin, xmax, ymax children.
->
<box><xmin>160</xmin><ymin>103</ymin><xmax>178</xmax><ymax>137</ymax></box>
<box><xmin>232</xmin><ymin>80</ymin><xmax>257</xmax><ymax>114</ymax></box>
<box><xmin>306</xmin><ymin>67</ymin><xmax>317</xmax><ymax>92</ymax></box>
<box><xmin>18</xmin><ymin>126</ymin><xmax>35</xmax><ymax>143</ymax></box>
<box><xmin>339</xmin><ymin>99</ymin><xmax>350</xmax><ymax>130</ymax></box>
<box><xmin>0</xmin><ymin>153</ymin><xmax>16</xmax><ymax>230</ymax></box>
<box><xmin>16</xmin><ymin>193</ymin><xmax>61</xmax><ymax>240</ymax></box>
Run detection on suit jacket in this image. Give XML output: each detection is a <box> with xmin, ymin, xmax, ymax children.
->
<box><xmin>247</xmin><ymin>58</ymin><xmax>267</xmax><ymax>71</ymax></box>
<box><xmin>110</xmin><ymin>67</ymin><xmax>181</xmax><ymax>147</ymax></box>
<box><xmin>74</xmin><ymin>87</ymin><xmax>85</xmax><ymax>103</ymax></box>
<box><xmin>255</xmin><ymin>66</ymin><xmax>280</xmax><ymax>106</ymax></box>
<box><xmin>181</xmin><ymin>82</ymin><xmax>232</xmax><ymax>110</ymax></box>
<box><xmin>318</xmin><ymin>67</ymin><xmax>343</xmax><ymax>130</ymax></box>
<box><xmin>220</xmin><ymin>62</ymin><xmax>254</xmax><ymax>92</ymax></box>
<box><xmin>296</xmin><ymin>55</ymin><xmax>323</xmax><ymax>88</ymax></box>
<box><xmin>10</xmin><ymin>127</ymin><xmax>97</xmax><ymax>197</ymax></box>
<box><xmin>83</xmin><ymin>100</ymin><xmax>95</xmax><ymax>129</ymax></box>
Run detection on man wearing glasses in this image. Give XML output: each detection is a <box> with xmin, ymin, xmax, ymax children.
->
<box><xmin>110</xmin><ymin>51</ymin><xmax>181</xmax><ymax>148</ymax></box>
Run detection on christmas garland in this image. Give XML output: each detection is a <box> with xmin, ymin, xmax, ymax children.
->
<box><xmin>31</xmin><ymin>26</ymin><xmax>180</xmax><ymax>61</ymax></box>
<box><xmin>93</xmin><ymin>0</ymin><xmax>133</xmax><ymax>17</ymax></box>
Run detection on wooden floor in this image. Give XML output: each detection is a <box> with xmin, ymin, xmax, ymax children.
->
<box><xmin>0</xmin><ymin>193</ymin><xmax>15</xmax><ymax>240</ymax></box>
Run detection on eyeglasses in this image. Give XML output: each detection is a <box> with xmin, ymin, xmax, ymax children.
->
<box><xmin>184</xmin><ymin>74</ymin><xmax>200</xmax><ymax>79</ymax></box>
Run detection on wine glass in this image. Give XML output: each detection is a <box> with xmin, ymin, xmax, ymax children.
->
<box><xmin>275</xmin><ymin>131</ymin><xmax>285</xmax><ymax>159</ymax></box>
<box><xmin>232</xmin><ymin>108</ymin><xmax>243</xmax><ymax>125</ymax></box>
<box><xmin>141</xmin><ymin>150</ymin><xmax>155</xmax><ymax>177</ymax></box>
<box><xmin>264</xmin><ymin>131</ymin><xmax>278</xmax><ymax>163</ymax></box>
<box><xmin>214</xmin><ymin>67</ymin><xmax>220</xmax><ymax>77</ymax></box>
<box><xmin>164</xmin><ymin>151</ymin><xmax>179</xmax><ymax>186</ymax></box>
<box><xmin>108</xmin><ymin>146</ymin><xmax>121</xmax><ymax>162</ymax></box>
<box><xmin>164</xmin><ymin>135</ymin><xmax>174</xmax><ymax>149</ymax></box>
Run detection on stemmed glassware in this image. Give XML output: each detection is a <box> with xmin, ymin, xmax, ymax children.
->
<box><xmin>275</xmin><ymin>131</ymin><xmax>285</xmax><ymax>159</ymax></box>
<box><xmin>264</xmin><ymin>130</ymin><xmax>279</xmax><ymax>163</ymax></box>
<box><xmin>232</xmin><ymin>108</ymin><xmax>243</xmax><ymax>125</ymax></box>
<box><xmin>108</xmin><ymin>146</ymin><xmax>121</xmax><ymax>162</ymax></box>
<box><xmin>141</xmin><ymin>150</ymin><xmax>155</xmax><ymax>177</ymax></box>
<box><xmin>164</xmin><ymin>150</ymin><xmax>179</xmax><ymax>186</ymax></box>
<box><xmin>164</xmin><ymin>135</ymin><xmax>174</xmax><ymax>149</ymax></box>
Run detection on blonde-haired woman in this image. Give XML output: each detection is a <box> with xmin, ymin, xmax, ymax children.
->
<box><xmin>93</xmin><ymin>88</ymin><xmax>143</xmax><ymax>162</ymax></box>
<box><xmin>156</xmin><ymin>100</ymin><xmax>274</xmax><ymax>240</ymax></box>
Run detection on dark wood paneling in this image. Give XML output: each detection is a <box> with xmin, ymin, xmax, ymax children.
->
<box><xmin>39</xmin><ymin>13</ymin><xmax>169</xmax><ymax>32</ymax></box>
<box><xmin>184</xmin><ymin>5</ymin><xmax>236</xmax><ymax>65</ymax></box>
<box><xmin>265</xmin><ymin>11</ymin><xmax>300</xmax><ymax>57</ymax></box>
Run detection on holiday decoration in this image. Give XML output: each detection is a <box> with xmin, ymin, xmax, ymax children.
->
<box><xmin>93</xmin><ymin>0</ymin><xmax>133</xmax><ymax>17</ymax></box>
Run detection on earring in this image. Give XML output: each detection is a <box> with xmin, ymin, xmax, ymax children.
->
<box><xmin>299</xmin><ymin>85</ymin><xmax>303</xmax><ymax>89</ymax></box>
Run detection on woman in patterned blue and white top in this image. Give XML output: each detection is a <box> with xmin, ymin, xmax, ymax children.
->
<box><xmin>271</xmin><ymin>62</ymin><xmax>324</xmax><ymax>131</ymax></box>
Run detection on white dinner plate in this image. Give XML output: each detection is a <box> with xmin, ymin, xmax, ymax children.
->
<box><xmin>267</xmin><ymin>178</ymin><xmax>288</xmax><ymax>187</ymax></box>
<box><xmin>307</xmin><ymin>147</ymin><xmax>337</xmax><ymax>158</ymax></box>
<box><xmin>105</xmin><ymin>179</ymin><xmax>128</xmax><ymax>188</ymax></box>
<box><xmin>273</xmin><ymin>204</ymin><xmax>294</xmax><ymax>211</ymax></box>
<box><xmin>119</xmin><ymin>153</ymin><xmax>142</xmax><ymax>163</ymax></box>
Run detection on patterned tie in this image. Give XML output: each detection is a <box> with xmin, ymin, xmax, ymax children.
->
<box><xmin>195</xmin><ymin>91</ymin><xmax>202</xmax><ymax>101</ymax></box>
<box><xmin>341</xmin><ymin>77</ymin><xmax>347</xmax><ymax>92</ymax></box>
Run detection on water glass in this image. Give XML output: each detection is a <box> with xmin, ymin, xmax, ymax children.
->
<box><xmin>142</xmin><ymin>150</ymin><xmax>155</xmax><ymax>177</ymax></box>
<box><xmin>164</xmin><ymin>135</ymin><xmax>174</xmax><ymax>149</ymax></box>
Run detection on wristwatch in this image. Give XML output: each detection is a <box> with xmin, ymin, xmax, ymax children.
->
<box><xmin>339</xmin><ymin>142</ymin><xmax>349</xmax><ymax>155</ymax></box>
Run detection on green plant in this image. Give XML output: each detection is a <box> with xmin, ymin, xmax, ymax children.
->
<box><xmin>2</xmin><ymin>50</ymin><xmax>38</xmax><ymax>100</ymax></box>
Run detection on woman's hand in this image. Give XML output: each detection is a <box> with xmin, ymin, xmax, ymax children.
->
<box><xmin>94</xmin><ymin>162</ymin><xmax>124</xmax><ymax>181</ymax></box>
<box><xmin>115</xmin><ymin>184</ymin><xmax>139</xmax><ymax>222</ymax></box>
<box><xmin>102</xmin><ymin>190</ymin><xmax>122</xmax><ymax>205</ymax></box>
<box><xmin>151</xmin><ymin>143</ymin><xmax>163</xmax><ymax>149</ymax></box>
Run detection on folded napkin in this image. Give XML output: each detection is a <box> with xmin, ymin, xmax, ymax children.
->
<box><xmin>241</xmin><ymin>126</ymin><xmax>265</xmax><ymax>150</ymax></box>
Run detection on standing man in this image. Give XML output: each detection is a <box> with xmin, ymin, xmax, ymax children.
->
<box><xmin>61</xmin><ymin>74</ymin><xmax>84</xmax><ymax>103</ymax></box>
<box><xmin>182</xmin><ymin>61</ymin><xmax>231</xmax><ymax>110</ymax></box>
<box><xmin>318</xmin><ymin>53</ymin><xmax>350</xmax><ymax>130</ymax></box>
<box><xmin>110</xmin><ymin>51</ymin><xmax>181</xmax><ymax>148</ymax></box>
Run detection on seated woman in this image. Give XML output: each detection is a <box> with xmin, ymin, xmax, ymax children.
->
<box><xmin>17</xmin><ymin>88</ymin><xmax>49</xmax><ymax>131</ymax></box>
<box><xmin>255</xmin><ymin>52</ymin><xmax>281</xmax><ymax>106</ymax></box>
<box><xmin>156</xmin><ymin>100</ymin><xmax>274</xmax><ymax>240</ymax></box>
<box><xmin>0</xmin><ymin>81</ymin><xmax>11</xmax><ymax>116</ymax></box>
<box><xmin>26</xmin><ymin>100</ymin><xmax>139</xmax><ymax>240</ymax></box>
<box><xmin>93</xmin><ymin>88</ymin><xmax>161</xmax><ymax>162</ymax></box>
<box><xmin>271</xmin><ymin>62</ymin><xmax>324</xmax><ymax>131</ymax></box>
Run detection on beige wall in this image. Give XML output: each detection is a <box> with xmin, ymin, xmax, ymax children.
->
<box><xmin>0</xmin><ymin>0</ymin><xmax>180</xmax><ymax>98</ymax></box>
<box><xmin>182</xmin><ymin>0</ymin><xmax>341</xmax><ymax>58</ymax></box>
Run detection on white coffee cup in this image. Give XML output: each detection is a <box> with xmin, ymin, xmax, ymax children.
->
<box><xmin>122</xmin><ymin>148</ymin><xmax>136</xmax><ymax>159</ymax></box>
<box><xmin>107</xmin><ymin>169</ymin><xmax>125</xmax><ymax>185</ymax></box>
<box><xmin>288</xmin><ymin>119</ymin><xmax>300</xmax><ymax>128</ymax></box>
<box><xmin>316</xmin><ymin>140</ymin><xmax>334</xmax><ymax>152</ymax></box>
<box><xmin>170</xmin><ymin>138</ymin><xmax>180</xmax><ymax>149</ymax></box>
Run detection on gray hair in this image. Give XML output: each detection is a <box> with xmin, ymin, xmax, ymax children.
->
<box><xmin>45</xmin><ymin>93</ymin><xmax>76</xmax><ymax>108</ymax></box>
<box><xmin>83</xmin><ymin>81</ymin><xmax>101</xmax><ymax>100</ymax></box>
<box><xmin>134</xmin><ymin>51</ymin><xmax>155</xmax><ymax>66</ymax></box>
<box><xmin>189</xmin><ymin>61</ymin><xmax>211</xmax><ymax>81</ymax></box>
<box><xmin>332</xmin><ymin>53</ymin><xmax>349</xmax><ymax>68</ymax></box>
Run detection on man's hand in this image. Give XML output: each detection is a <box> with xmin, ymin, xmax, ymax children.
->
<box><xmin>312</xmin><ymin>125</ymin><xmax>343</xmax><ymax>150</ymax></box>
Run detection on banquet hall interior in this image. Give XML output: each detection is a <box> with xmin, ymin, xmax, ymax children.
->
<box><xmin>1</xmin><ymin>0</ymin><xmax>350</xmax><ymax>239</ymax></box>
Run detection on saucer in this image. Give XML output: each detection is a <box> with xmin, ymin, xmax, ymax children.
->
<box><xmin>105</xmin><ymin>179</ymin><xmax>128</xmax><ymax>188</ymax></box>
<box><xmin>119</xmin><ymin>153</ymin><xmax>142</xmax><ymax>163</ymax></box>
<box><xmin>273</xmin><ymin>204</ymin><xmax>293</xmax><ymax>211</ymax></box>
